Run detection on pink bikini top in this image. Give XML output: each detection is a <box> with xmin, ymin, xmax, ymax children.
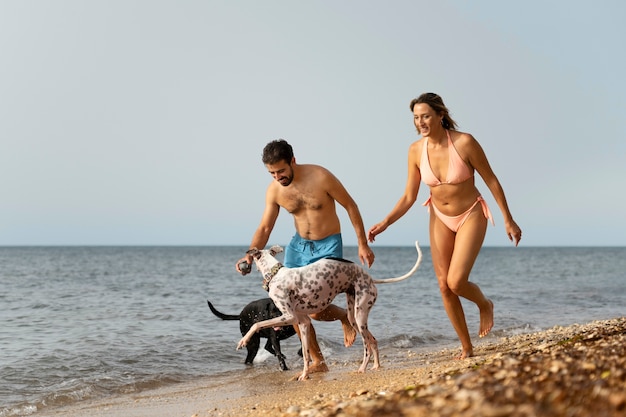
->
<box><xmin>420</xmin><ymin>130</ymin><xmax>473</xmax><ymax>187</ymax></box>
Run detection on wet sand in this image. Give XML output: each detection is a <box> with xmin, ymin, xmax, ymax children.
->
<box><xmin>47</xmin><ymin>317</ymin><xmax>625</xmax><ymax>417</ymax></box>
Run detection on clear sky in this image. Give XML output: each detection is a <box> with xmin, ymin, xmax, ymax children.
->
<box><xmin>1</xmin><ymin>1</ymin><xmax>624</xmax><ymax>247</ymax></box>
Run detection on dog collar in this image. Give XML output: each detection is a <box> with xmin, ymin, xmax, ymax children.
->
<box><xmin>262</xmin><ymin>263</ymin><xmax>283</xmax><ymax>291</ymax></box>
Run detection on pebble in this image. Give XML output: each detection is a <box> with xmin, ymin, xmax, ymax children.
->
<box><xmin>280</xmin><ymin>317</ymin><xmax>626</xmax><ymax>417</ymax></box>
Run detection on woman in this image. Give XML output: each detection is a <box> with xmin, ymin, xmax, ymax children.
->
<box><xmin>368</xmin><ymin>93</ymin><xmax>522</xmax><ymax>359</ymax></box>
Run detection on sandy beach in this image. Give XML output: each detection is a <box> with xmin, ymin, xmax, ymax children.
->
<box><xmin>47</xmin><ymin>317</ymin><xmax>625</xmax><ymax>417</ymax></box>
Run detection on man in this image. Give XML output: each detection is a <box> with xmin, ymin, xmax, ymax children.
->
<box><xmin>236</xmin><ymin>139</ymin><xmax>375</xmax><ymax>373</ymax></box>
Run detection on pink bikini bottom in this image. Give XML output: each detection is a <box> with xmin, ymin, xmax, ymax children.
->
<box><xmin>423</xmin><ymin>195</ymin><xmax>494</xmax><ymax>233</ymax></box>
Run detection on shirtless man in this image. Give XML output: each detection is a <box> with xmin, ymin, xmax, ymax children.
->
<box><xmin>236</xmin><ymin>139</ymin><xmax>375</xmax><ymax>373</ymax></box>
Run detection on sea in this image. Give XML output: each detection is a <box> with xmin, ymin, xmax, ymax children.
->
<box><xmin>1</xmin><ymin>245</ymin><xmax>625</xmax><ymax>416</ymax></box>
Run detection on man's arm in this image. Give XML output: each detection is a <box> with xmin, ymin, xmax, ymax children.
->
<box><xmin>326</xmin><ymin>171</ymin><xmax>375</xmax><ymax>267</ymax></box>
<box><xmin>235</xmin><ymin>184</ymin><xmax>281</xmax><ymax>273</ymax></box>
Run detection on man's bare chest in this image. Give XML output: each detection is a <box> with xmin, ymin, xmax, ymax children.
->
<box><xmin>278</xmin><ymin>190</ymin><xmax>325</xmax><ymax>214</ymax></box>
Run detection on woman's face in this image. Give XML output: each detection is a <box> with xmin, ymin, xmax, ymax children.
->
<box><xmin>413</xmin><ymin>103</ymin><xmax>442</xmax><ymax>136</ymax></box>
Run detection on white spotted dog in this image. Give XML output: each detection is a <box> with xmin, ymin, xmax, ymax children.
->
<box><xmin>237</xmin><ymin>241</ymin><xmax>423</xmax><ymax>381</ymax></box>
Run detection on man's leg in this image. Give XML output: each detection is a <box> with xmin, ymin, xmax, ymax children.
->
<box><xmin>310</xmin><ymin>304</ymin><xmax>357</xmax><ymax>347</ymax></box>
<box><xmin>284</xmin><ymin>234</ymin><xmax>352</xmax><ymax>367</ymax></box>
<box><xmin>292</xmin><ymin>323</ymin><xmax>329</xmax><ymax>373</ymax></box>
<box><xmin>305</xmin><ymin>234</ymin><xmax>356</xmax><ymax>347</ymax></box>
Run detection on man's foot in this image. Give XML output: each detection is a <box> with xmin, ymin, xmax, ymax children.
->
<box><xmin>289</xmin><ymin>372</ymin><xmax>310</xmax><ymax>381</ymax></box>
<box><xmin>455</xmin><ymin>347</ymin><xmax>474</xmax><ymax>360</ymax></box>
<box><xmin>308</xmin><ymin>361</ymin><xmax>329</xmax><ymax>373</ymax></box>
<box><xmin>342</xmin><ymin>319</ymin><xmax>357</xmax><ymax>347</ymax></box>
<box><xmin>479</xmin><ymin>299</ymin><xmax>494</xmax><ymax>338</ymax></box>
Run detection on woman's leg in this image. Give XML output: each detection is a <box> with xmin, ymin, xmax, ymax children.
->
<box><xmin>430</xmin><ymin>204</ymin><xmax>490</xmax><ymax>359</ymax></box>
<box><xmin>430</xmin><ymin>211</ymin><xmax>473</xmax><ymax>358</ymax></box>
<box><xmin>447</xmin><ymin>206</ymin><xmax>493</xmax><ymax>337</ymax></box>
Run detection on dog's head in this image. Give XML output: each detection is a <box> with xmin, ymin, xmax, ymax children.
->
<box><xmin>246</xmin><ymin>245</ymin><xmax>283</xmax><ymax>259</ymax></box>
<box><xmin>246</xmin><ymin>245</ymin><xmax>283</xmax><ymax>271</ymax></box>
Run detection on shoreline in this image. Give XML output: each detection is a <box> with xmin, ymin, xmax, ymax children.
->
<box><xmin>46</xmin><ymin>317</ymin><xmax>625</xmax><ymax>417</ymax></box>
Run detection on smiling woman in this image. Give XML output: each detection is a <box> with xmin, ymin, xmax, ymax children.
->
<box><xmin>368</xmin><ymin>93</ymin><xmax>522</xmax><ymax>360</ymax></box>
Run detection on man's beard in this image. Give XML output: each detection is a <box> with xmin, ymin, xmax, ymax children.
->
<box><xmin>278</xmin><ymin>175</ymin><xmax>293</xmax><ymax>186</ymax></box>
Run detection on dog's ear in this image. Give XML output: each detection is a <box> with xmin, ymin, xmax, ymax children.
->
<box><xmin>269</xmin><ymin>245</ymin><xmax>283</xmax><ymax>256</ymax></box>
<box><xmin>246</xmin><ymin>248</ymin><xmax>260</xmax><ymax>258</ymax></box>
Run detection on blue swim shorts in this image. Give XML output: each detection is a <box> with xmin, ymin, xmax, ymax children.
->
<box><xmin>283</xmin><ymin>233</ymin><xmax>343</xmax><ymax>268</ymax></box>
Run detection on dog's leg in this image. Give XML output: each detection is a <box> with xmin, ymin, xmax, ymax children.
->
<box><xmin>357</xmin><ymin>326</ymin><xmax>379</xmax><ymax>373</ymax></box>
<box><xmin>345</xmin><ymin>290</ymin><xmax>357</xmax><ymax>335</ymax></box>
<box><xmin>354</xmin><ymin>280</ymin><xmax>379</xmax><ymax>373</ymax></box>
<box><xmin>264</xmin><ymin>338</ymin><xmax>276</xmax><ymax>355</ymax></box>
<box><xmin>244</xmin><ymin>334</ymin><xmax>261</xmax><ymax>365</ymax></box>
<box><xmin>295</xmin><ymin>314</ymin><xmax>312</xmax><ymax>381</ymax></box>
<box><xmin>237</xmin><ymin>315</ymin><xmax>295</xmax><ymax>350</ymax></box>
<box><xmin>266</xmin><ymin>329</ymin><xmax>289</xmax><ymax>371</ymax></box>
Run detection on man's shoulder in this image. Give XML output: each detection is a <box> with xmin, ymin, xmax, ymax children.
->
<box><xmin>298</xmin><ymin>163</ymin><xmax>335</xmax><ymax>180</ymax></box>
<box><xmin>299</xmin><ymin>163</ymin><xmax>328</xmax><ymax>172</ymax></box>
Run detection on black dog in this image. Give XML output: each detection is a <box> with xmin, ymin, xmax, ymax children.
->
<box><xmin>207</xmin><ymin>298</ymin><xmax>297</xmax><ymax>370</ymax></box>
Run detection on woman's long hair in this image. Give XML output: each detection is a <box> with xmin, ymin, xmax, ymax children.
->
<box><xmin>409</xmin><ymin>93</ymin><xmax>458</xmax><ymax>130</ymax></box>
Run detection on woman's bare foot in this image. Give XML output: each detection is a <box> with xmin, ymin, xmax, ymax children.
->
<box><xmin>342</xmin><ymin>319</ymin><xmax>357</xmax><ymax>347</ymax></box>
<box><xmin>479</xmin><ymin>299</ymin><xmax>494</xmax><ymax>338</ymax></box>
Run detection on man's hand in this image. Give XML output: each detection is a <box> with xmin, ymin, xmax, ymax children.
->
<box><xmin>235</xmin><ymin>254</ymin><xmax>253</xmax><ymax>275</ymax></box>
<box><xmin>358</xmin><ymin>245</ymin><xmax>375</xmax><ymax>268</ymax></box>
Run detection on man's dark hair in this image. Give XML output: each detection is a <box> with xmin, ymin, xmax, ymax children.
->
<box><xmin>262</xmin><ymin>139</ymin><xmax>294</xmax><ymax>165</ymax></box>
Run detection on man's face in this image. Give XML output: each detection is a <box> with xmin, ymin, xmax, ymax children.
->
<box><xmin>266</xmin><ymin>159</ymin><xmax>294</xmax><ymax>186</ymax></box>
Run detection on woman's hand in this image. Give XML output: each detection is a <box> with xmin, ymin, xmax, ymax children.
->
<box><xmin>367</xmin><ymin>222</ymin><xmax>388</xmax><ymax>243</ymax></box>
<box><xmin>505</xmin><ymin>220</ymin><xmax>522</xmax><ymax>247</ymax></box>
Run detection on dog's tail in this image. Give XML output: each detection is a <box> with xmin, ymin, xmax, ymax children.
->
<box><xmin>207</xmin><ymin>300</ymin><xmax>240</xmax><ymax>320</ymax></box>
<box><xmin>373</xmin><ymin>241</ymin><xmax>423</xmax><ymax>284</ymax></box>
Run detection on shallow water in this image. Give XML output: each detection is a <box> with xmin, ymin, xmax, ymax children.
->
<box><xmin>2</xmin><ymin>245</ymin><xmax>625</xmax><ymax>416</ymax></box>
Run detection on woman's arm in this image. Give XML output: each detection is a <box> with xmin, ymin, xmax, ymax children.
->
<box><xmin>466</xmin><ymin>135</ymin><xmax>522</xmax><ymax>245</ymax></box>
<box><xmin>368</xmin><ymin>141</ymin><xmax>422</xmax><ymax>242</ymax></box>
